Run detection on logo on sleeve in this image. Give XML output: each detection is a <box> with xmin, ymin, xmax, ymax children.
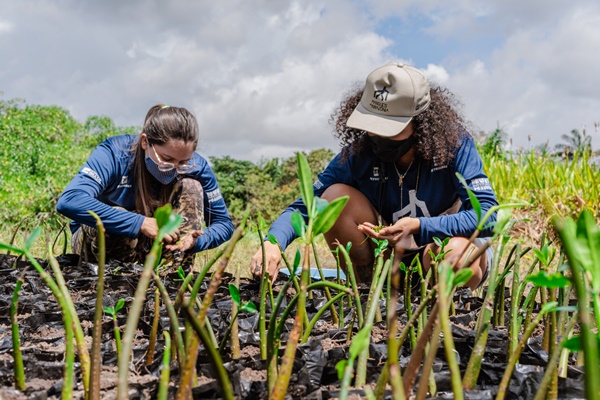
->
<box><xmin>471</xmin><ymin>178</ymin><xmax>492</xmax><ymax>191</ymax></box>
<box><xmin>314</xmin><ymin>179</ymin><xmax>324</xmax><ymax>190</ymax></box>
<box><xmin>207</xmin><ymin>189</ymin><xmax>223</xmax><ymax>203</ymax></box>
<box><xmin>81</xmin><ymin>167</ymin><xmax>102</xmax><ymax>184</ymax></box>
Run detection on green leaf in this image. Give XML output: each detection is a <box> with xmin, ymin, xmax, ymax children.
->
<box><xmin>155</xmin><ymin>204</ymin><xmax>174</xmax><ymax>229</ymax></box>
<box><xmin>292</xmin><ymin>249</ymin><xmax>301</xmax><ymax>277</ymax></box>
<box><xmin>177</xmin><ymin>266</ymin><xmax>185</xmax><ymax>280</ymax></box>
<box><xmin>349</xmin><ymin>324</ymin><xmax>373</xmax><ymax>361</ymax></box>
<box><xmin>229</xmin><ymin>284</ymin><xmax>241</xmax><ymax>306</ymax></box>
<box><xmin>115</xmin><ymin>298</ymin><xmax>125</xmax><ymax>313</ymax></box>
<box><xmin>315</xmin><ymin>197</ymin><xmax>329</xmax><ymax>213</ymax></box>
<box><xmin>241</xmin><ymin>302</ymin><xmax>258</xmax><ymax>313</ymax></box>
<box><xmin>0</xmin><ymin>242</ymin><xmax>24</xmax><ymax>254</ymax></box>
<box><xmin>103</xmin><ymin>307</ymin><xmax>115</xmax><ymax>316</ymax></box>
<box><xmin>291</xmin><ymin>210</ymin><xmax>306</xmax><ymax>239</ymax></box>
<box><xmin>267</xmin><ymin>234</ymin><xmax>279</xmax><ymax>245</ymax></box>
<box><xmin>540</xmin><ymin>301</ymin><xmax>559</xmax><ymax>314</ymax></box>
<box><xmin>335</xmin><ymin>360</ymin><xmax>348</xmax><ymax>380</ymax></box>
<box><xmin>526</xmin><ymin>272</ymin><xmax>571</xmax><ymax>288</ymax></box>
<box><xmin>399</xmin><ymin>262</ymin><xmax>407</xmax><ymax>272</ymax></box>
<box><xmin>562</xmin><ymin>335</ymin><xmax>582</xmax><ymax>352</ymax></box>
<box><xmin>312</xmin><ymin>196</ymin><xmax>349</xmax><ymax>236</ymax></box>
<box><xmin>452</xmin><ymin>268</ymin><xmax>475</xmax><ymax>288</ymax></box>
<box><xmin>297</xmin><ymin>153</ymin><xmax>314</xmax><ymax>217</ymax></box>
<box><xmin>25</xmin><ymin>227</ymin><xmax>42</xmax><ymax>251</ymax></box>
<box><xmin>433</xmin><ymin>237</ymin><xmax>443</xmax><ymax>247</ymax></box>
<box><xmin>456</xmin><ymin>173</ymin><xmax>481</xmax><ymax>223</ymax></box>
<box><xmin>158</xmin><ymin>213</ymin><xmax>182</xmax><ymax>239</ymax></box>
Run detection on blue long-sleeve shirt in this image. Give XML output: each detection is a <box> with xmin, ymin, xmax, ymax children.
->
<box><xmin>268</xmin><ymin>134</ymin><xmax>497</xmax><ymax>250</ymax></box>
<box><xmin>56</xmin><ymin>134</ymin><xmax>234</xmax><ymax>253</ymax></box>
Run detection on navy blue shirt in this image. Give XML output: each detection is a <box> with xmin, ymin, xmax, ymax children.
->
<box><xmin>56</xmin><ymin>134</ymin><xmax>234</xmax><ymax>253</ymax></box>
<box><xmin>268</xmin><ymin>134</ymin><xmax>497</xmax><ymax>250</ymax></box>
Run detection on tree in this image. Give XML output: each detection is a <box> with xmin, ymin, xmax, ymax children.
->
<box><xmin>555</xmin><ymin>129</ymin><xmax>592</xmax><ymax>159</ymax></box>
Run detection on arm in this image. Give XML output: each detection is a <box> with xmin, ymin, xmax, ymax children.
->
<box><xmin>417</xmin><ymin>136</ymin><xmax>498</xmax><ymax>245</ymax></box>
<box><xmin>56</xmin><ymin>138</ymin><xmax>145</xmax><ymax>238</ymax></box>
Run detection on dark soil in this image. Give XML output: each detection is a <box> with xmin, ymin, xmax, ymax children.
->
<box><xmin>0</xmin><ymin>254</ymin><xmax>585</xmax><ymax>399</ymax></box>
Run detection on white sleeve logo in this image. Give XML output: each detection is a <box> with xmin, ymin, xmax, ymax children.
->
<box><xmin>206</xmin><ymin>189</ymin><xmax>223</xmax><ymax>203</ymax></box>
<box><xmin>81</xmin><ymin>167</ymin><xmax>102</xmax><ymax>184</ymax></box>
<box><xmin>471</xmin><ymin>178</ymin><xmax>492</xmax><ymax>191</ymax></box>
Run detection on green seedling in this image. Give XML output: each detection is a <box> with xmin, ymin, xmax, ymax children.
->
<box><xmin>157</xmin><ymin>331</ymin><xmax>171</xmax><ymax>400</ymax></box>
<box><xmin>219</xmin><ymin>284</ymin><xmax>257</xmax><ymax>353</ymax></box>
<box><xmin>177</xmin><ymin>209</ymin><xmax>248</xmax><ymax>400</ymax></box>
<box><xmin>495</xmin><ymin>302</ymin><xmax>559</xmax><ymax>400</ymax></box>
<box><xmin>270</xmin><ymin>152</ymin><xmax>348</xmax><ymax>400</ymax></box>
<box><xmin>103</xmin><ymin>298</ymin><xmax>125</xmax><ymax>359</ymax></box>
<box><xmin>555</xmin><ymin>209</ymin><xmax>600</xmax><ymax>399</ymax></box>
<box><xmin>11</xmin><ymin>268</ymin><xmax>27</xmax><ymax>391</ymax></box>
<box><xmin>336</xmin><ymin>324</ymin><xmax>373</xmax><ymax>400</ymax></box>
<box><xmin>1</xmin><ymin>229</ymin><xmax>85</xmax><ymax>397</ymax></box>
<box><xmin>88</xmin><ymin>211</ymin><xmax>106</xmax><ymax>400</ymax></box>
<box><xmin>117</xmin><ymin>204</ymin><xmax>182</xmax><ymax>400</ymax></box>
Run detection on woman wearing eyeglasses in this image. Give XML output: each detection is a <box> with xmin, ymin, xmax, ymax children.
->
<box><xmin>57</xmin><ymin>104</ymin><xmax>234</xmax><ymax>267</ymax></box>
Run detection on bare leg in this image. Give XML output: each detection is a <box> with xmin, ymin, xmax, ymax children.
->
<box><xmin>322</xmin><ymin>184</ymin><xmax>379</xmax><ymax>283</ymax></box>
<box><xmin>422</xmin><ymin>237</ymin><xmax>488</xmax><ymax>290</ymax></box>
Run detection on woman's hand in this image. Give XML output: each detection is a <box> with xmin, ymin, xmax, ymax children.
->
<box><xmin>358</xmin><ymin>217</ymin><xmax>420</xmax><ymax>248</ymax></box>
<box><xmin>164</xmin><ymin>230</ymin><xmax>203</xmax><ymax>252</ymax></box>
<box><xmin>140</xmin><ymin>216</ymin><xmax>180</xmax><ymax>245</ymax></box>
<box><xmin>251</xmin><ymin>241</ymin><xmax>282</xmax><ymax>284</ymax></box>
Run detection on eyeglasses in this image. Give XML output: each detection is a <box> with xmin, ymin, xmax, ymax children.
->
<box><xmin>151</xmin><ymin>144</ymin><xmax>196</xmax><ymax>173</ymax></box>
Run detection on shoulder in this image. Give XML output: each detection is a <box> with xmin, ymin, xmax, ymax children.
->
<box><xmin>102</xmin><ymin>134</ymin><xmax>138</xmax><ymax>149</ymax></box>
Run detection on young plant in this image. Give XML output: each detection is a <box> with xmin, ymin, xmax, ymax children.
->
<box><xmin>177</xmin><ymin>209</ymin><xmax>248</xmax><ymax>400</ymax></box>
<box><xmin>355</xmin><ymin>238</ymin><xmax>391</xmax><ymax>387</ymax></box>
<box><xmin>10</xmin><ymin>268</ymin><xmax>27</xmax><ymax>391</ymax></box>
<box><xmin>88</xmin><ymin>211</ymin><xmax>106</xmax><ymax>400</ymax></box>
<box><xmin>218</xmin><ymin>283</ymin><xmax>258</xmax><ymax>353</ymax></box>
<box><xmin>1</xmin><ymin>229</ymin><xmax>85</xmax><ymax>397</ymax></box>
<box><xmin>117</xmin><ymin>204</ymin><xmax>182</xmax><ymax>400</ymax></box>
<box><xmin>157</xmin><ymin>331</ymin><xmax>171</xmax><ymax>400</ymax></box>
<box><xmin>554</xmin><ymin>209</ymin><xmax>600</xmax><ymax>399</ymax></box>
<box><xmin>495</xmin><ymin>302</ymin><xmax>559</xmax><ymax>400</ymax></box>
<box><xmin>270</xmin><ymin>152</ymin><xmax>348</xmax><ymax>400</ymax></box>
<box><xmin>336</xmin><ymin>324</ymin><xmax>373</xmax><ymax>400</ymax></box>
<box><xmin>103</xmin><ymin>298</ymin><xmax>125</xmax><ymax>359</ymax></box>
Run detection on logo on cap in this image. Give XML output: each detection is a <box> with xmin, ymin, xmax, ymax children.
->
<box><xmin>374</xmin><ymin>87</ymin><xmax>389</xmax><ymax>101</ymax></box>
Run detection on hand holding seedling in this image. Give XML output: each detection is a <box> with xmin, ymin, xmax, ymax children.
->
<box><xmin>164</xmin><ymin>229</ymin><xmax>203</xmax><ymax>252</ymax></box>
<box><xmin>358</xmin><ymin>217</ymin><xmax>420</xmax><ymax>249</ymax></box>
<box><xmin>141</xmin><ymin>217</ymin><xmax>180</xmax><ymax>244</ymax></box>
<box><xmin>251</xmin><ymin>241</ymin><xmax>281</xmax><ymax>284</ymax></box>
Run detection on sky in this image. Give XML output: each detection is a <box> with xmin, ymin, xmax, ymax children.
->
<box><xmin>1</xmin><ymin>0</ymin><xmax>599</xmax><ymax>162</ymax></box>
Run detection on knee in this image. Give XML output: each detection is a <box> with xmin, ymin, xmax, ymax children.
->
<box><xmin>322</xmin><ymin>183</ymin><xmax>355</xmax><ymax>202</ymax></box>
<box><xmin>176</xmin><ymin>177</ymin><xmax>203</xmax><ymax>194</ymax></box>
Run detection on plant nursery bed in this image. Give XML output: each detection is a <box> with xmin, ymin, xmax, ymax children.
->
<box><xmin>0</xmin><ymin>254</ymin><xmax>586</xmax><ymax>399</ymax></box>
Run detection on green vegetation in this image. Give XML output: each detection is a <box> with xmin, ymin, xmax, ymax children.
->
<box><xmin>3</xmin><ymin>101</ymin><xmax>600</xmax><ymax>398</ymax></box>
<box><xmin>0</xmin><ymin>99</ymin><xmax>136</xmax><ymax>235</ymax></box>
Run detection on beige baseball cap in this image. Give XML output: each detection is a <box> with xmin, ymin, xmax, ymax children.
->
<box><xmin>346</xmin><ymin>62</ymin><xmax>431</xmax><ymax>137</ymax></box>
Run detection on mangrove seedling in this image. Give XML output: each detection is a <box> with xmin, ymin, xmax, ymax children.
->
<box><xmin>219</xmin><ymin>283</ymin><xmax>258</xmax><ymax>353</ymax></box>
<box><xmin>103</xmin><ymin>298</ymin><xmax>125</xmax><ymax>359</ymax></box>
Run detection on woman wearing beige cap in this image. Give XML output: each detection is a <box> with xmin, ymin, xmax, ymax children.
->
<box><xmin>252</xmin><ymin>62</ymin><xmax>497</xmax><ymax>289</ymax></box>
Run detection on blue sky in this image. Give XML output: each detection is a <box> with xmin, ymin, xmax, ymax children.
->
<box><xmin>1</xmin><ymin>0</ymin><xmax>599</xmax><ymax>161</ymax></box>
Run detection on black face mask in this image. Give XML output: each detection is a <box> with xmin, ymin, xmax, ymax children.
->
<box><xmin>367</xmin><ymin>134</ymin><xmax>415</xmax><ymax>163</ymax></box>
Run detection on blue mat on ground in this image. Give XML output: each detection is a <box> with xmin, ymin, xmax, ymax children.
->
<box><xmin>279</xmin><ymin>267</ymin><xmax>346</xmax><ymax>281</ymax></box>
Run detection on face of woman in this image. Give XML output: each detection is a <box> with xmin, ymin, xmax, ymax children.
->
<box><xmin>142</xmin><ymin>134</ymin><xmax>196</xmax><ymax>166</ymax></box>
<box><xmin>141</xmin><ymin>133</ymin><xmax>197</xmax><ymax>184</ymax></box>
<box><xmin>366</xmin><ymin>122</ymin><xmax>415</xmax><ymax>163</ymax></box>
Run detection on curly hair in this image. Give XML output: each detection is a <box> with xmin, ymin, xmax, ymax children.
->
<box><xmin>330</xmin><ymin>83</ymin><xmax>467</xmax><ymax>165</ymax></box>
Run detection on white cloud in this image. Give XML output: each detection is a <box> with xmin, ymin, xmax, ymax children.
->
<box><xmin>1</xmin><ymin>0</ymin><xmax>599</xmax><ymax>160</ymax></box>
